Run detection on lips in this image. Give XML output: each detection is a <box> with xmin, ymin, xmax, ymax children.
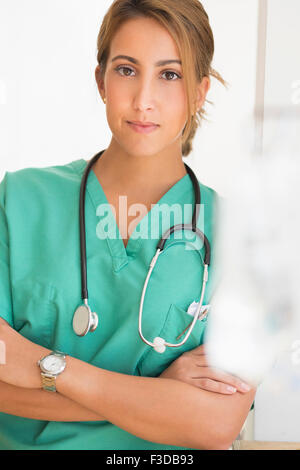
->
<box><xmin>127</xmin><ymin>121</ymin><xmax>158</xmax><ymax>127</ymax></box>
<box><xmin>127</xmin><ymin>121</ymin><xmax>159</xmax><ymax>134</ymax></box>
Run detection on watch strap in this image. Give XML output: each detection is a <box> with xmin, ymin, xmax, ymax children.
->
<box><xmin>41</xmin><ymin>373</ymin><xmax>57</xmax><ymax>392</ymax></box>
<box><xmin>38</xmin><ymin>351</ymin><xmax>66</xmax><ymax>392</ymax></box>
<box><xmin>52</xmin><ymin>350</ymin><xmax>66</xmax><ymax>359</ymax></box>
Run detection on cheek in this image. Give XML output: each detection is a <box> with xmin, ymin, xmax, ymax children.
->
<box><xmin>166</xmin><ymin>97</ymin><xmax>188</xmax><ymax>131</ymax></box>
<box><xmin>105</xmin><ymin>91</ymin><xmax>128</xmax><ymax>129</ymax></box>
<box><xmin>106</xmin><ymin>76</ymin><xmax>128</xmax><ymax>111</ymax></box>
<box><xmin>160</xmin><ymin>84</ymin><xmax>188</xmax><ymax>123</ymax></box>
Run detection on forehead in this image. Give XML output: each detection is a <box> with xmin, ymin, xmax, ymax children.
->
<box><xmin>109</xmin><ymin>17</ymin><xmax>181</xmax><ymax>61</ymax></box>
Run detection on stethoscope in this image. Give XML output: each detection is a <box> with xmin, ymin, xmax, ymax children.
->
<box><xmin>72</xmin><ymin>150</ymin><xmax>211</xmax><ymax>353</ymax></box>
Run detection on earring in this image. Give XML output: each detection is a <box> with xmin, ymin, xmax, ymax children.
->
<box><xmin>103</xmin><ymin>97</ymin><xmax>106</xmax><ymax>104</ymax></box>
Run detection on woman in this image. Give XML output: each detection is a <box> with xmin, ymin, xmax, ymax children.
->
<box><xmin>0</xmin><ymin>0</ymin><xmax>256</xmax><ymax>450</ymax></box>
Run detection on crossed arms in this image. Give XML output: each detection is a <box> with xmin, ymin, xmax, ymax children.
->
<box><xmin>0</xmin><ymin>317</ymin><xmax>256</xmax><ymax>450</ymax></box>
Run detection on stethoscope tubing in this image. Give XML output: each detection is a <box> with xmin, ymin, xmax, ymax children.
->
<box><xmin>75</xmin><ymin>150</ymin><xmax>211</xmax><ymax>351</ymax></box>
<box><xmin>79</xmin><ymin>151</ymin><xmax>105</xmax><ymax>301</ymax></box>
<box><xmin>138</xmin><ymin>247</ymin><xmax>209</xmax><ymax>349</ymax></box>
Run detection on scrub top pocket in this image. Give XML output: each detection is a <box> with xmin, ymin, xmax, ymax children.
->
<box><xmin>137</xmin><ymin>302</ymin><xmax>208</xmax><ymax>378</ymax></box>
<box><xmin>12</xmin><ymin>278</ymin><xmax>58</xmax><ymax>349</ymax></box>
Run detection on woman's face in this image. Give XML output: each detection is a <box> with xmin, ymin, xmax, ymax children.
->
<box><xmin>96</xmin><ymin>17</ymin><xmax>203</xmax><ymax>159</ymax></box>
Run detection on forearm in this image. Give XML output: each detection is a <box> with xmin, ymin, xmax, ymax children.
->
<box><xmin>0</xmin><ymin>321</ymin><xmax>241</xmax><ymax>448</ymax></box>
<box><xmin>56</xmin><ymin>355</ymin><xmax>229</xmax><ymax>449</ymax></box>
<box><xmin>0</xmin><ymin>381</ymin><xmax>106</xmax><ymax>422</ymax></box>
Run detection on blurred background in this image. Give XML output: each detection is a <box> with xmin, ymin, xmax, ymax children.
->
<box><xmin>1</xmin><ymin>0</ymin><xmax>299</xmax><ymax>446</ymax></box>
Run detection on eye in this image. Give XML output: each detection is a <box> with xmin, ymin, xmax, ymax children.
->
<box><xmin>114</xmin><ymin>66</ymin><xmax>135</xmax><ymax>77</ymax></box>
<box><xmin>114</xmin><ymin>65</ymin><xmax>133</xmax><ymax>77</ymax></box>
<box><xmin>114</xmin><ymin>66</ymin><xmax>182</xmax><ymax>81</ymax></box>
<box><xmin>161</xmin><ymin>70</ymin><xmax>182</xmax><ymax>81</ymax></box>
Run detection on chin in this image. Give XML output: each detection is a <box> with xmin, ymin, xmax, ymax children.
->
<box><xmin>121</xmin><ymin>140</ymin><xmax>165</xmax><ymax>159</ymax></box>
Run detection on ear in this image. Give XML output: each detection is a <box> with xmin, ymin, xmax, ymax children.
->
<box><xmin>194</xmin><ymin>76</ymin><xmax>211</xmax><ymax>112</ymax></box>
<box><xmin>95</xmin><ymin>65</ymin><xmax>106</xmax><ymax>100</ymax></box>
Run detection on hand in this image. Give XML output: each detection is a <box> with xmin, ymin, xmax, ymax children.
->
<box><xmin>0</xmin><ymin>320</ymin><xmax>50</xmax><ymax>389</ymax></box>
<box><xmin>159</xmin><ymin>344</ymin><xmax>252</xmax><ymax>395</ymax></box>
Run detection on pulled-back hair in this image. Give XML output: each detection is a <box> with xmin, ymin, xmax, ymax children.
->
<box><xmin>96</xmin><ymin>0</ymin><xmax>227</xmax><ymax>156</ymax></box>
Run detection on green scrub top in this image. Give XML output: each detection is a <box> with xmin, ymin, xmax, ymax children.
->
<box><xmin>0</xmin><ymin>155</ymin><xmax>220</xmax><ymax>450</ymax></box>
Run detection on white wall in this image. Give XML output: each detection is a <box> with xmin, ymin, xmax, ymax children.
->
<box><xmin>191</xmin><ymin>0</ymin><xmax>258</xmax><ymax>195</ymax></box>
<box><xmin>0</xmin><ymin>0</ymin><xmax>110</xmax><ymax>178</ymax></box>
<box><xmin>0</xmin><ymin>0</ymin><xmax>259</xmax><ymax>198</ymax></box>
<box><xmin>254</xmin><ymin>0</ymin><xmax>300</xmax><ymax>442</ymax></box>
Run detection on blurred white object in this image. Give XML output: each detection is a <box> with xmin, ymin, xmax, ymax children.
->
<box><xmin>187</xmin><ymin>301</ymin><xmax>210</xmax><ymax>320</ymax></box>
<box><xmin>205</xmin><ymin>152</ymin><xmax>300</xmax><ymax>386</ymax></box>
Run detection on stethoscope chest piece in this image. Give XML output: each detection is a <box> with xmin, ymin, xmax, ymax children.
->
<box><xmin>72</xmin><ymin>304</ymin><xmax>99</xmax><ymax>337</ymax></box>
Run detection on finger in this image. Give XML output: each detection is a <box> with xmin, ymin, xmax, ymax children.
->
<box><xmin>192</xmin><ymin>377</ymin><xmax>237</xmax><ymax>394</ymax></box>
<box><xmin>195</xmin><ymin>366</ymin><xmax>252</xmax><ymax>393</ymax></box>
<box><xmin>180</xmin><ymin>356</ymin><xmax>252</xmax><ymax>393</ymax></box>
<box><xmin>183</xmin><ymin>352</ymin><xmax>253</xmax><ymax>392</ymax></box>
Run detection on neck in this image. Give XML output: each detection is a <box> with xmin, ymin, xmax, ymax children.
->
<box><xmin>92</xmin><ymin>140</ymin><xmax>188</xmax><ymax>194</ymax></box>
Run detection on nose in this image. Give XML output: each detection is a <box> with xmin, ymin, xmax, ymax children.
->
<box><xmin>132</xmin><ymin>76</ymin><xmax>156</xmax><ymax>113</ymax></box>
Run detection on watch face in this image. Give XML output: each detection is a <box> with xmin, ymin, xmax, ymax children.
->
<box><xmin>41</xmin><ymin>355</ymin><xmax>65</xmax><ymax>374</ymax></box>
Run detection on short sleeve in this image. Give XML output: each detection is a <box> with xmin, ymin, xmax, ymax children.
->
<box><xmin>0</xmin><ymin>173</ymin><xmax>14</xmax><ymax>327</ymax></box>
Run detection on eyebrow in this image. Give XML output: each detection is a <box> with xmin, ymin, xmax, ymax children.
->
<box><xmin>111</xmin><ymin>55</ymin><xmax>182</xmax><ymax>67</ymax></box>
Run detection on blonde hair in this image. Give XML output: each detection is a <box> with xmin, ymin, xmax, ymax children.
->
<box><xmin>96</xmin><ymin>0</ymin><xmax>228</xmax><ymax>156</ymax></box>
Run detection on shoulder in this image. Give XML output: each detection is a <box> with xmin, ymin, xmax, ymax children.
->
<box><xmin>2</xmin><ymin>158</ymin><xmax>85</xmax><ymax>191</ymax></box>
<box><xmin>197</xmin><ymin>179</ymin><xmax>224</xmax><ymax>215</ymax></box>
<box><xmin>196</xmin><ymin>179</ymin><xmax>225</xmax><ymax>246</ymax></box>
<box><xmin>0</xmin><ymin>159</ymin><xmax>85</xmax><ymax>209</ymax></box>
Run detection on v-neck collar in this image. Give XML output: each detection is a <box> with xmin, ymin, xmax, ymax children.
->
<box><xmin>72</xmin><ymin>158</ymin><xmax>192</xmax><ymax>273</ymax></box>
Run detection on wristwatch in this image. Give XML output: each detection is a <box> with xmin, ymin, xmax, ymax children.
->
<box><xmin>37</xmin><ymin>351</ymin><xmax>67</xmax><ymax>392</ymax></box>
